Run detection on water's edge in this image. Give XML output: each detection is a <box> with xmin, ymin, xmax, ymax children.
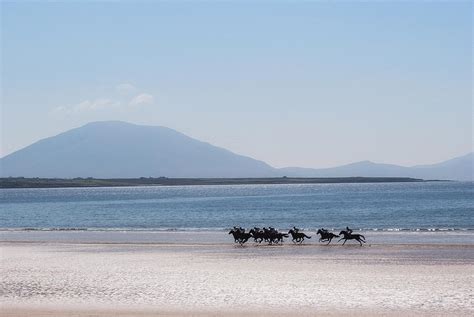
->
<box><xmin>2</xmin><ymin>230</ymin><xmax>473</xmax><ymax>245</ymax></box>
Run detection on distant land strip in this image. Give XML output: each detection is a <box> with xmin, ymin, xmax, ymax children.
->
<box><xmin>0</xmin><ymin>177</ymin><xmax>428</xmax><ymax>188</ymax></box>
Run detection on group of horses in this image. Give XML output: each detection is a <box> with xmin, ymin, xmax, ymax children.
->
<box><xmin>228</xmin><ymin>226</ymin><xmax>366</xmax><ymax>246</ymax></box>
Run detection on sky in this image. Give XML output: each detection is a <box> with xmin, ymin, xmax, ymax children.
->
<box><xmin>1</xmin><ymin>1</ymin><xmax>472</xmax><ymax>168</ymax></box>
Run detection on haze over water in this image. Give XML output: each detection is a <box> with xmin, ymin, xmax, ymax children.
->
<box><xmin>1</xmin><ymin>182</ymin><xmax>472</xmax><ymax>232</ymax></box>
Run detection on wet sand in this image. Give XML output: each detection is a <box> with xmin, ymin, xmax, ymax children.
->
<box><xmin>2</xmin><ymin>229</ymin><xmax>473</xmax><ymax>245</ymax></box>
<box><xmin>1</xmin><ymin>241</ymin><xmax>473</xmax><ymax>316</ymax></box>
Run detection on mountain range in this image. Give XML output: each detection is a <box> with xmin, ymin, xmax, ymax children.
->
<box><xmin>1</xmin><ymin>121</ymin><xmax>472</xmax><ymax>180</ymax></box>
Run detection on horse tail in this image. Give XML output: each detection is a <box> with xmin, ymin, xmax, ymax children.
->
<box><xmin>360</xmin><ymin>234</ymin><xmax>365</xmax><ymax>240</ymax></box>
<box><xmin>304</xmin><ymin>234</ymin><xmax>311</xmax><ymax>239</ymax></box>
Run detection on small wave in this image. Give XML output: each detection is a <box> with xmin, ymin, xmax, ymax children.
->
<box><xmin>1</xmin><ymin>227</ymin><xmax>89</xmax><ymax>232</ymax></box>
<box><xmin>364</xmin><ymin>228</ymin><xmax>473</xmax><ymax>232</ymax></box>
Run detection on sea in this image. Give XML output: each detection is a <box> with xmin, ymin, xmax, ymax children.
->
<box><xmin>1</xmin><ymin>181</ymin><xmax>473</xmax><ymax>244</ymax></box>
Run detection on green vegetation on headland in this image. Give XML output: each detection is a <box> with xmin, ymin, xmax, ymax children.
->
<box><xmin>0</xmin><ymin>177</ymin><xmax>425</xmax><ymax>188</ymax></box>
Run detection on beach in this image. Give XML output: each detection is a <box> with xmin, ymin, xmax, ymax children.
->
<box><xmin>1</xmin><ymin>232</ymin><xmax>473</xmax><ymax>316</ymax></box>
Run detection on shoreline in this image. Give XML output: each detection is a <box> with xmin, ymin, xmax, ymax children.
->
<box><xmin>0</xmin><ymin>176</ymin><xmax>428</xmax><ymax>189</ymax></box>
<box><xmin>1</xmin><ymin>229</ymin><xmax>473</xmax><ymax>245</ymax></box>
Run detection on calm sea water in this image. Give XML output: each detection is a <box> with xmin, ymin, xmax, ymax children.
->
<box><xmin>1</xmin><ymin>181</ymin><xmax>472</xmax><ymax>232</ymax></box>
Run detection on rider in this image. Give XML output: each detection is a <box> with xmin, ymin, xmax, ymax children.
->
<box><xmin>293</xmin><ymin>226</ymin><xmax>300</xmax><ymax>233</ymax></box>
<box><xmin>346</xmin><ymin>226</ymin><xmax>353</xmax><ymax>235</ymax></box>
<box><xmin>234</xmin><ymin>226</ymin><xmax>245</xmax><ymax>233</ymax></box>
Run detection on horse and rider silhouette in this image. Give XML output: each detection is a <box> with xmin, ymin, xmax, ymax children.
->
<box><xmin>288</xmin><ymin>226</ymin><xmax>311</xmax><ymax>244</ymax></box>
<box><xmin>316</xmin><ymin>228</ymin><xmax>339</xmax><ymax>245</ymax></box>
<box><xmin>228</xmin><ymin>227</ymin><xmax>252</xmax><ymax>245</ymax></box>
<box><xmin>338</xmin><ymin>227</ymin><xmax>366</xmax><ymax>246</ymax></box>
<box><xmin>229</xmin><ymin>225</ymin><xmax>366</xmax><ymax>246</ymax></box>
<box><xmin>230</xmin><ymin>226</ymin><xmax>289</xmax><ymax>245</ymax></box>
<box><xmin>317</xmin><ymin>226</ymin><xmax>366</xmax><ymax>246</ymax></box>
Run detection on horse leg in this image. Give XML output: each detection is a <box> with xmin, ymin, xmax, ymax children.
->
<box><xmin>342</xmin><ymin>239</ymin><xmax>347</xmax><ymax>245</ymax></box>
<box><xmin>326</xmin><ymin>238</ymin><xmax>332</xmax><ymax>245</ymax></box>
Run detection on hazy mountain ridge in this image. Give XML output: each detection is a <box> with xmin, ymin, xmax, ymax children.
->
<box><xmin>278</xmin><ymin>153</ymin><xmax>473</xmax><ymax>181</ymax></box>
<box><xmin>1</xmin><ymin>121</ymin><xmax>472</xmax><ymax>180</ymax></box>
<box><xmin>1</xmin><ymin>121</ymin><xmax>275</xmax><ymax>178</ymax></box>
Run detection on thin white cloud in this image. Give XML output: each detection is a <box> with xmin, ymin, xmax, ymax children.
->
<box><xmin>51</xmin><ymin>84</ymin><xmax>154</xmax><ymax>115</ymax></box>
<box><xmin>73</xmin><ymin>98</ymin><xmax>119</xmax><ymax>112</ymax></box>
<box><xmin>52</xmin><ymin>99</ymin><xmax>119</xmax><ymax>115</ymax></box>
<box><xmin>51</xmin><ymin>105</ymin><xmax>67</xmax><ymax>113</ymax></box>
<box><xmin>115</xmin><ymin>83</ymin><xmax>137</xmax><ymax>95</ymax></box>
<box><xmin>129</xmin><ymin>93</ymin><xmax>154</xmax><ymax>107</ymax></box>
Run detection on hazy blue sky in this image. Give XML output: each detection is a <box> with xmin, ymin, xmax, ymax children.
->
<box><xmin>1</xmin><ymin>1</ymin><xmax>472</xmax><ymax>168</ymax></box>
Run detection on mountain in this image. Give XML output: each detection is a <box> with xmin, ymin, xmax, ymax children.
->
<box><xmin>279</xmin><ymin>161</ymin><xmax>409</xmax><ymax>178</ymax></box>
<box><xmin>409</xmin><ymin>152</ymin><xmax>473</xmax><ymax>181</ymax></box>
<box><xmin>0</xmin><ymin>121</ymin><xmax>275</xmax><ymax>178</ymax></box>
<box><xmin>278</xmin><ymin>153</ymin><xmax>473</xmax><ymax>181</ymax></box>
<box><xmin>1</xmin><ymin>121</ymin><xmax>472</xmax><ymax>180</ymax></box>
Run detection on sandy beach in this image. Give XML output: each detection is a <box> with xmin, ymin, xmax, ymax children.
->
<box><xmin>1</xmin><ymin>237</ymin><xmax>473</xmax><ymax>316</ymax></box>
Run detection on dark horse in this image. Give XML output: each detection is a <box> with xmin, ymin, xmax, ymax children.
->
<box><xmin>249</xmin><ymin>228</ymin><xmax>265</xmax><ymax>243</ymax></box>
<box><xmin>271</xmin><ymin>232</ymin><xmax>289</xmax><ymax>244</ymax></box>
<box><xmin>338</xmin><ymin>230</ymin><xmax>366</xmax><ymax>246</ymax></box>
<box><xmin>288</xmin><ymin>229</ymin><xmax>311</xmax><ymax>244</ymax></box>
<box><xmin>228</xmin><ymin>228</ymin><xmax>252</xmax><ymax>245</ymax></box>
<box><xmin>262</xmin><ymin>228</ymin><xmax>288</xmax><ymax>244</ymax></box>
<box><xmin>316</xmin><ymin>229</ymin><xmax>339</xmax><ymax>245</ymax></box>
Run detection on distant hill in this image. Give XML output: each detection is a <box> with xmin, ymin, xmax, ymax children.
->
<box><xmin>0</xmin><ymin>121</ymin><xmax>275</xmax><ymax>178</ymax></box>
<box><xmin>278</xmin><ymin>152</ymin><xmax>473</xmax><ymax>181</ymax></box>
<box><xmin>1</xmin><ymin>121</ymin><xmax>472</xmax><ymax>180</ymax></box>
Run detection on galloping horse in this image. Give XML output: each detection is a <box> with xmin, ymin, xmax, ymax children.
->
<box><xmin>316</xmin><ymin>229</ymin><xmax>339</xmax><ymax>245</ymax></box>
<box><xmin>249</xmin><ymin>228</ymin><xmax>265</xmax><ymax>243</ymax></box>
<box><xmin>338</xmin><ymin>230</ymin><xmax>366</xmax><ymax>246</ymax></box>
<box><xmin>262</xmin><ymin>227</ymin><xmax>288</xmax><ymax>244</ymax></box>
<box><xmin>271</xmin><ymin>232</ymin><xmax>289</xmax><ymax>244</ymax></box>
<box><xmin>228</xmin><ymin>228</ymin><xmax>252</xmax><ymax>245</ymax></box>
<box><xmin>288</xmin><ymin>229</ymin><xmax>311</xmax><ymax>244</ymax></box>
